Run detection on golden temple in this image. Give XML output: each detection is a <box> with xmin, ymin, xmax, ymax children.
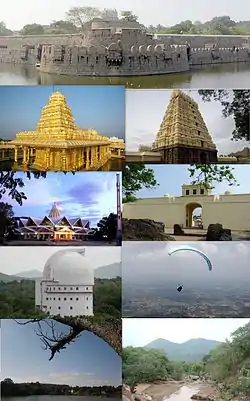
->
<box><xmin>0</xmin><ymin>91</ymin><xmax>125</xmax><ymax>171</ymax></box>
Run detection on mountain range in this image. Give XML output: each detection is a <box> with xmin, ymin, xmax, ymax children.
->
<box><xmin>0</xmin><ymin>262</ymin><xmax>121</xmax><ymax>282</ymax></box>
<box><xmin>145</xmin><ymin>338</ymin><xmax>221</xmax><ymax>362</ymax></box>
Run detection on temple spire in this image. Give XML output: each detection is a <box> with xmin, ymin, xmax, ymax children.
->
<box><xmin>48</xmin><ymin>202</ymin><xmax>60</xmax><ymax>218</ymax></box>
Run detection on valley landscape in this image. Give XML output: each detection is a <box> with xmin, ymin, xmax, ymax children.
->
<box><xmin>122</xmin><ymin>242</ymin><xmax>250</xmax><ymax>318</ymax></box>
<box><xmin>122</xmin><ymin>318</ymin><xmax>250</xmax><ymax>400</ymax></box>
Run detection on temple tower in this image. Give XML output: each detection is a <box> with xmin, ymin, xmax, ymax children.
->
<box><xmin>151</xmin><ymin>90</ymin><xmax>218</xmax><ymax>163</ymax></box>
<box><xmin>36</xmin><ymin>91</ymin><xmax>77</xmax><ymax>138</ymax></box>
<box><xmin>48</xmin><ymin>202</ymin><xmax>61</xmax><ymax>218</ymax></box>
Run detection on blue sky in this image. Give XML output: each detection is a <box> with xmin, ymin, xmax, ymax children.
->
<box><xmin>0</xmin><ymin>86</ymin><xmax>125</xmax><ymax>140</ymax></box>
<box><xmin>1</xmin><ymin>0</ymin><xmax>249</xmax><ymax>29</ymax></box>
<box><xmin>123</xmin><ymin>318</ymin><xmax>250</xmax><ymax>345</ymax></box>
<box><xmin>136</xmin><ymin>164</ymin><xmax>250</xmax><ymax>198</ymax></box>
<box><xmin>1</xmin><ymin>319</ymin><xmax>121</xmax><ymax>386</ymax></box>
<box><xmin>0</xmin><ymin>172</ymin><xmax>121</xmax><ymax>226</ymax></box>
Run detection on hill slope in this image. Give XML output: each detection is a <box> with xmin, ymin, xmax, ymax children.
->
<box><xmin>0</xmin><ymin>272</ymin><xmax>23</xmax><ymax>282</ymax></box>
<box><xmin>145</xmin><ymin>338</ymin><xmax>221</xmax><ymax>362</ymax></box>
<box><xmin>95</xmin><ymin>262</ymin><xmax>121</xmax><ymax>278</ymax></box>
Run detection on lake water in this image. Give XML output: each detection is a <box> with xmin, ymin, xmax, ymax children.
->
<box><xmin>3</xmin><ymin>397</ymin><xmax>121</xmax><ymax>401</ymax></box>
<box><xmin>1</xmin><ymin>62</ymin><xmax>250</xmax><ymax>88</ymax></box>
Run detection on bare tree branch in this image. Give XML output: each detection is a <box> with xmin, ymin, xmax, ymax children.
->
<box><xmin>16</xmin><ymin>316</ymin><xmax>121</xmax><ymax>361</ymax></box>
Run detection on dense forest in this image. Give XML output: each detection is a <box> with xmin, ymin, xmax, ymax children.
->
<box><xmin>1</xmin><ymin>7</ymin><xmax>250</xmax><ymax>36</ymax></box>
<box><xmin>123</xmin><ymin>321</ymin><xmax>250</xmax><ymax>399</ymax></box>
<box><xmin>1</xmin><ymin>378</ymin><xmax>122</xmax><ymax>397</ymax></box>
<box><xmin>0</xmin><ymin>277</ymin><xmax>121</xmax><ymax>318</ymax></box>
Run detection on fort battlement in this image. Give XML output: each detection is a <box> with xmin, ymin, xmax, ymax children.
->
<box><xmin>0</xmin><ymin>20</ymin><xmax>250</xmax><ymax>75</ymax></box>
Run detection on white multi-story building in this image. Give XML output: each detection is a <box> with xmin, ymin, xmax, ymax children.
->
<box><xmin>35</xmin><ymin>248</ymin><xmax>94</xmax><ymax>317</ymax></box>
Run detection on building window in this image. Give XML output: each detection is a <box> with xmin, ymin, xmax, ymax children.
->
<box><xmin>64</xmin><ymin>298</ymin><xmax>67</xmax><ymax>301</ymax></box>
<box><xmin>53</xmin><ymin>297</ymin><xmax>56</xmax><ymax>300</ymax></box>
<box><xmin>86</xmin><ymin>287</ymin><xmax>88</xmax><ymax>290</ymax></box>
<box><xmin>64</xmin><ymin>287</ymin><xmax>66</xmax><ymax>290</ymax></box>
<box><xmin>198</xmin><ymin>130</ymin><xmax>201</xmax><ymax>134</ymax></box>
<box><xmin>46</xmin><ymin>287</ymin><xmax>49</xmax><ymax>291</ymax></box>
<box><xmin>70</xmin><ymin>306</ymin><xmax>73</xmax><ymax>310</ymax></box>
<box><xmin>70</xmin><ymin>297</ymin><xmax>73</xmax><ymax>301</ymax></box>
<box><xmin>86</xmin><ymin>306</ymin><xmax>88</xmax><ymax>309</ymax></box>
<box><xmin>186</xmin><ymin>190</ymin><xmax>189</xmax><ymax>195</ymax></box>
<box><xmin>58</xmin><ymin>298</ymin><xmax>61</xmax><ymax>301</ymax></box>
<box><xmin>201</xmin><ymin>188</ymin><xmax>204</xmax><ymax>195</ymax></box>
<box><xmin>58</xmin><ymin>287</ymin><xmax>61</xmax><ymax>290</ymax></box>
<box><xmin>76</xmin><ymin>287</ymin><xmax>79</xmax><ymax>290</ymax></box>
<box><xmin>50</xmin><ymin>297</ymin><xmax>51</xmax><ymax>300</ymax></box>
<box><xmin>58</xmin><ymin>306</ymin><xmax>61</xmax><ymax>310</ymax></box>
<box><xmin>50</xmin><ymin>306</ymin><xmax>51</xmax><ymax>309</ymax></box>
<box><xmin>53</xmin><ymin>287</ymin><xmax>55</xmax><ymax>290</ymax></box>
<box><xmin>76</xmin><ymin>297</ymin><xmax>79</xmax><ymax>301</ymax></box>
<box><xmin>86</xmin><ymin>297</ymin><xmax>88</xmax><ymax>300</ymax></box>
<box><xmin>193</xmin><ymin>189</ymin><xmax>197</xmax><ymax>195</ymax></box>
<box><xmin>70</xmin><ymin>287</ymin><xmax>73</xmax><ymax>290</ymax></box>
<box><xmin>46</xmin><ymin>297</ymin><xmax>49</xmax><ymax>300</ymax></box>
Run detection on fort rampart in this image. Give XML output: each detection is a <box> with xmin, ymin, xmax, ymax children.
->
<box><xmin>0</xmin><ymin>21</ymin><xmax>250</xmax><ymax>76</ymax></box>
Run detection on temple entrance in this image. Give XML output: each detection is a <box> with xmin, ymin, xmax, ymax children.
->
<box><xmin>200</xmin><ymin>151</ymin><xmax>208</xmax><ymax>163</ymax></box>
<box><xmin>54</xmin><ymin>228</ymin><xmax>74</xmax><ymax>240</ymax></box>
<box><xmin>185</xmin><ymin>202</ymin><xmax>203</xmax><ymax>228</ymax></box>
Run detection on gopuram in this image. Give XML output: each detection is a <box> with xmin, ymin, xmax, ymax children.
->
<box><xmin>126</xmin><ymin>90</ymin><xmax>221</xmax><ymax>164</ymax></box>
<box><xmin>1</xmin><ymin>91</ymin><xmax>125</xmax><ymax>171</ymax></box>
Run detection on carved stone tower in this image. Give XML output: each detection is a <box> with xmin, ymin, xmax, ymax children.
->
<box><xmin>151</xmin><ymin>90</ymin><xmax>218</xmax><ymax>163</ymax></box>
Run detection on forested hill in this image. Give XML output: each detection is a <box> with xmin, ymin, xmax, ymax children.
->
<box><xmin>145</xmin><ymin>338</ymin><xmax>221</xmax><ymax>361</ymax></box>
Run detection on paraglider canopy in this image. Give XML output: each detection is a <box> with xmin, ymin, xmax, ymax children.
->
<box><xmin>168</xmin><ymin>245</ymin><xmax>212</xmax><ymax>271</ymax></box>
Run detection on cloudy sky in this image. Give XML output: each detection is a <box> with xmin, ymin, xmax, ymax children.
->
<box><xmin>0</xmin><ymin>246</ymin><xmax>121</xmax><ymax>275</ymax></box>
<box><xmin>0</xmin><ymin>172</ymin><xmax>121</xmax><ymax>226</ymax></box>
<box><xmin>1</xmin><ymin>319</ymin><xmax>121</xmax><ymax>386</ymax></box>
<box><xmin>0</xmin><ymin>86</ymin><xmax>125</xmax><ymax>140</ymax></box>
<box><xmin>1</xmin><ymin>0</ymin><xmax>249</xmax><ymax>30</ymax></box>
<box><xmin>122</xmin><ymin>241</ymin><xmax>250</xmax><ymax>288</ymax></box>
<box><xmin>123</xmin><ymin>318</ymin><xmax>250</xmax><ymax>345</ymax></box>
<box><xmin>126</xmin><ymin>89</ymin><xmax>250</xmax><ymax>154</ymax></box>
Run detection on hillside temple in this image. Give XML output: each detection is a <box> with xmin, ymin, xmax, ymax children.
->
<box><xmin>0</xmin><ymin>90</ymin><xmax>125</xmax><ymax>171</ymax></box>
<box><xmin>126</xmin><ymin>90</ymin><xmax>237</xmax><ymax>164</ymax></box>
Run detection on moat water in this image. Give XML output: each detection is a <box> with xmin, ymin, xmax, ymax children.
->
<box><xmin>1</xmin><ymin>62</ymin><xmax>250</xmax><ymax>88</ymax></box>
<box><xmin>3</xmin><ymin>397</ymin><xmax>120</xmax><ymax>401</ymax></box>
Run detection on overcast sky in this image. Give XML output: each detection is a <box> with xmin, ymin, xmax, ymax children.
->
<box><xmin>2</xmin><ymin>0</ymin><xmax>249</xmax><ymax>30</ymax></box>
<box><xmin>122</xmin><ymin>241</ymin><xmax>250</xmax><ymax>287</ymax></box>
<box><xmin>122</xmin><ymin>318</ymin><xmax>250</xmax><ymax>345</ymax></box>
<box><xmin>0</xmin><ymin>246</ymin><xmax>121</xmax><ymax>275</ymax></box>
<box><xmin>126</xmin><ymin>89</ymin><xmax>250</xmax><ymax>154</ymax></box>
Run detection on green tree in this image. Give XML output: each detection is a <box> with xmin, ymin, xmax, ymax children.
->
<box><xmin>66</xmin><ymin>7</ymin><xmax>102</xmax><ymax>29</ymax></box>
<box><xmin>188</xmin><ymin>164</ymin><xmax>239</xmax><ymax>189</ymax></box>
<box><xmin>0</xmin><ymin>202</ymin><xmax>15</xmax><ymax>243</ymax></box>
<box><xmin>0</xmin><ymin>21</ymin><xmax>12</xmax><ymax>36</ymax></box>
<box><xmin>123</xmin><ymin>347</ymin><xmax>175</xmax><ymax>386</ymax></box>
<box><xmin>20</xmin><ymin>24</ymin><xmax>45</xmax><ymax>35</ymax></box>
<box><xmin>96</xmin><ymin>213</ymin><xmax>117</xmax><ymax>242</ymax></box>
<box><xmin>122</xmin><ymin>164</ymin><xmax>158</xmax><ymax>201</ymax></box>
<box><xmin>120</xmin><ymin>11</ymin><xmax>138</xmax><ymax>22</ymax></box>
<box><xmin>48</xmin><ymin>20</ymin><xmax>78</xmax><ymax>34</ymax></box>
<box><xmin>198</xmin><ymin>90</ymin><xmax>250</xmax><ymax>142</ymax></box>
<box><xmin>101</xmin><ymin>9</ymin><xmax>119</xmax><ymax>20</ymax></box>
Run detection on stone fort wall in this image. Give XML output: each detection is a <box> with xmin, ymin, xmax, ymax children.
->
<box><xmin>0</xmin><ymin>25</ymin><xmax>250</xmax><ymax>75</ymax></box>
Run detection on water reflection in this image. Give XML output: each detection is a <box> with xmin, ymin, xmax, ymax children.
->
<box><xmin>0</xmin><ymin>62</ymin><xmax>250</xmax><ymax>88</ymax></box>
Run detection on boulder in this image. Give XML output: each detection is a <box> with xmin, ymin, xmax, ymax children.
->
<box><xmin>173</xmin><ymin>224</ymin><xmax>185</xmax><ymax>235</ymax></box>
<box><xmin>122</xmin><ymin>218</ymin><xmax>176</xmax><ymax>241</ymax></box>
<box><xmin>206</xmin><ymin>223</ymin><xmax>232</xmax><ymax>241</ymax></box>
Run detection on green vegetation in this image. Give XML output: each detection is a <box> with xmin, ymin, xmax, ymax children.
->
<box><xmin>122</xmin><ymin>164</ymin><xmax>238</xmax><ymax>202</ymax></box>
<box><xmin>0</xmin><ymin>277</ymin><xmax>121</xmax><ymax>318</ymax></box>
<box><xmin>123</xmin><ymin>322</ymin><xmax>250</xmax><ymax>399</ymax></box>
<box><xmin>1</xmin><ymin>9</ymin><xmax>250</xmax><ymax>35</ymax></box>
